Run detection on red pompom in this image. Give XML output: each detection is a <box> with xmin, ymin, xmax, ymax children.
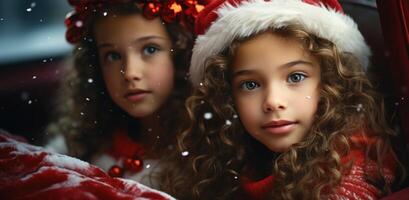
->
<box><xmin>123</xmin><ymin>156</ymin><xmax>143</xmax><ymax>173</ymax></box>
<box><xmin>144</xmin><ymin>2</ymin><xmax>162</xmax><ymax>19</ymax></box>
<box><xmin>108</xmin><ymin>165</ymin><xmax>124</xmax><ymax>177</ymax></box>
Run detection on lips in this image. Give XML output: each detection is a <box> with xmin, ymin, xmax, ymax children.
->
<box><xmin>124</xmin><ymin>89</ymin><xmax>151</xmax><ymax>102</ymax></box>
<box><xmin>261</xmin><ymin>120</ymin><xmax>297</xmax><ymax>135</ymax></box>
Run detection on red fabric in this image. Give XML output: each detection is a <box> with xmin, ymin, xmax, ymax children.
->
<box><xmin>194</xmin><ymin>0</ymin><xmax>344</xmax><ymax>35</ymax></box>
<box><xmin>380</xmin><ymin>187</ymin><xmax>409</xmax><ymax>200</ymax></box>
<box><xmin>109</xmin><ymin>128</ymin><xmax>144</xmax><ymax>159</ymax></box>
<box><xmin>0</xmin><ymin>131</ymin><xmax>174</xmax><ymax>200</ymax></box>
<box><xmin>239</xmin><ymin>136</ymin><xmax>395</xmax><ymax>200</ymax></box>
<box><xmin>240</xmin><ymin>175</ymin><xmax>274</xmax><ymax>200</ymax></box>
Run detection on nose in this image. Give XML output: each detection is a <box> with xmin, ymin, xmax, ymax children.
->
<box><xmin>262</xmin><ymin>84</ymin><xmax>286</xmax><ymax>113</ymax></box>
<box><xmin>122</xmin><ymin>54</ymin><xmax>143</xmax><ymax>82</ymax></box>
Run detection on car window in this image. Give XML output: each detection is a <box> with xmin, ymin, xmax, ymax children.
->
<box><xmin>0</xmin><ymin>0</ymin><xmax>72</xmax><ymax>65</ymax></box>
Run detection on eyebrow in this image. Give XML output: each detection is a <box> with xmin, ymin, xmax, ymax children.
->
<box><xmin>97</xmin><ymin>36</ymin><xmax>168</xmax><ymax>49</ymax></box>
<box><xmin>233</xmin><ymin>60</ymin><xmax>314</xmax><ymax>78</ymax></box>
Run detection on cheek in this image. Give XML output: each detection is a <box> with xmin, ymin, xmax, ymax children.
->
<box><xmin>101</xmin><ymin>68</ymin><xmax>121</xmax><ymax>93</ymax></box>
<box><xmin>234</xmin><ymin>95</ymin><xmax>258</xmax><ymax>127</ymax></box>
<box><xmin>148</xmin><ymin>63</ymin><xmax>175</xmax><ymax>93</ymax></box>
<box><xmin>295</xmin><ymin>89</ymin><xmax>320</xmax><ymax>119</ymax></box>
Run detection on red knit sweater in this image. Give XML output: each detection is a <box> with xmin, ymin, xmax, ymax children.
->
<box><xmin>240</xmin><ymin>134</ymin><xmax>395</xmax><ymax>200</ymax></box>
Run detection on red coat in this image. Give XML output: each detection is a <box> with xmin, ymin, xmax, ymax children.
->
<box><xmin>0</xmin><ymin>131</ymin><xmax>174</xmax><ymax>200</ymax></box>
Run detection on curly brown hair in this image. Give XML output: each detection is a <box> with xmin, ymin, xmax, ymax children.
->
<box><xmin>45</xmin><ymin>3</ymin><xmax>192</xmax><ymax>160</ymax></box>
<box><xmin>160</xmin><ymin>25</ymin><xmax>400</xmax><ymax>199</ymax></box>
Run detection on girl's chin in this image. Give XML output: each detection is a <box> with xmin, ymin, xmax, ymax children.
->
<box><xmin>127</xmin><ymin>110</ymin><xmax>155</xmax><ymax>118</ymax></box>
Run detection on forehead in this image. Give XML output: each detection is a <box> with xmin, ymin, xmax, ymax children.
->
<box><xmin>232</xmin><ymin>32</ymin><xmax>315</xmax><ymax>69</ymax></box>
<box><xmin>93</xmin><ymin>14</ymin><xmax>169</xmax><ymax>44</ymax></box>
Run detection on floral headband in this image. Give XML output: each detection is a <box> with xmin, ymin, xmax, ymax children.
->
<box><xmin>65</xmin><ymin>0</ymin><xmax>207</xmax><ymax>44</ymax></box>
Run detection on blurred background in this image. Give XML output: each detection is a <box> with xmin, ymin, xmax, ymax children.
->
<box><xmin>0</xmin><ymin>0</ymin><xmax>71</xmax><ymax>142</ymax></box>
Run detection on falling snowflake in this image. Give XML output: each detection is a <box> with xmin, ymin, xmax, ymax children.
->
<box><xmin>204</xmin><ymin>112</ymin><xmax>213</xmax><ymax>120</ymax></box>
<box><xmin>234</xmin><ymin>176</ymin><xmax>238</xmax><ymax>180</ymax></box>
<box><xmin>88</xmin><ymin>78</ymin><xmax>93</xmax><ymax>83</ymax></box>
<box><xmin>1</xmin><ymin>18</ymin><xmax>4</xmax><ymax>21</ymax></box>
<box><xmin>30</xmin><ymin>2</ymin><xmax>36</xmax><ymax>7</ymax></box>
<box><xmin>42</xmin><ymin>59</ymin><xmax>47</xmax><ymax>63</ymax></box>
<box><xmin>80</xmin><ymin>112</ymin><xmax>85</xmax><ymax>116</ymax></box>
<box><xmin>75</xmin><ymin>20</ymin><xmax>83</xmax><ymax>27</ymax></box>
<box><xmin>225</xmin><ymin>120</ymin><xmax>232</xmax><ymax>126</ymax></box>
<box><xmin>146</xmin><ymin>164</ymin><xmax>151</xmax><ymax>169</ymax></box>
<box><xmin>32</xmin><ymin>75</ymin><xmax>37</xmax><ymax>79</ymax></box>
<box><xmin>181</xmin><ymin>151</ymin><xmax>189</xmax><ymax>157</ymax></box>
<box><xmin>103</xmin><ymin>12</ymin><xmax>108</xmax><ymax>16</ymax></box>
<box><xmin>199</xmin><ymin>82</ymin><xmax>204</xmax><ymax>86</ymax></box>
<box><xmin>26</xmin><ymin>8</ymin><xmax>32</xmax><ymax>12</ymax></box>
<box><xmin>147</xmin><ymin>128</ymin><xmax>152</xmax><ymax>132</ymax></box>
<box><xmin>85</xmin><ymin>97</ymin><xmax>90</xmax><ymax>101</ymax></box>
<box><xmin>28</xmin><ymin>100</ymin><xmax>32</xmax><ymax>104</ymax></box>
<box><xmin>233</xmin><ymin>114</ymin><xmax>238</xmax><ymax>119</ymax></box>
<box><xmin>305</xmin><ymin>96</ymin><xmax>311</xmax><ymax>100</ymax></box>
<box><xmin>356</xmin><ymin>104</ymin><xmax>363</xmax><ymax>112</ymax></box>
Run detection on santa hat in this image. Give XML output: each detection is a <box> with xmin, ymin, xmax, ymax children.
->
<box><xmin>189</xmin><ymin>0</ymin><xmax>370</xmax><ymax>85</ymax></box>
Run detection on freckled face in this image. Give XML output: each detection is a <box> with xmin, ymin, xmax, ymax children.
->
<box><xmin>231</xmin><ymin>32</ymin><xmax>321</xmax><ymax>152</ymax></box>
<box><xmin>94</xmin><ymin>14</ymin><xmax>174</xmax><ymax>118</ymax></box>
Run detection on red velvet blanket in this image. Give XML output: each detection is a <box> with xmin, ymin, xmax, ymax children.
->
<box><xmin>0</xmin><ymin>131</ymin><xmax>174</xmax><ymax>200</ymax></box>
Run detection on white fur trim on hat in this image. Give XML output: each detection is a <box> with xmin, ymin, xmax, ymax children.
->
<box><xmin>190</xmin><ymin>0</ymin><xmax>370</xmax><ymax>85</ymax></box>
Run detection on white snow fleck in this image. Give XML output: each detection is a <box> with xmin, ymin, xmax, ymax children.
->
<box><xmin>75</xmin><ymin>20</ymin><xmax>83</xmax><ymax>27</ymax></box>
<box><xmin>181</xmin><ymin>151</ymin><xmax>189</xmax><ymax>157</ymax></box>
<box><xmin>204</xmin><ymin>112</ymin><xmax>213</xmax><ymax>120</ymax></box>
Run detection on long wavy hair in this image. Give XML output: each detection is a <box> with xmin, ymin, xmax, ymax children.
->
<box><xmin>160</xmin><ymin>25</ymin><xmax>400</xmax><ymax>199</ymax></box>
<box><xmin>45</xmin><ymin>3</ymin><xmax>192</xmax><ymax>160</ymax></box>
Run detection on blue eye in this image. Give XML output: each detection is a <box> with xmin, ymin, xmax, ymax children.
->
<box><xmin>143</xmin><ymin>45</ymin><xmax>159</xmax><ymax>55</ymax></box>
<box><xmin>240</xmin><ymin>81</ymin><xmax>260</xmax><ymax>90</ymax></box>
<box><xmin>105</xmin><ymin>52</ymin><xmax>121</xmax><ymax>62</ymax></box>
<box><xmin>288</xmin><ymin>73</ymin><xmax>306</xmax><ymax>83</ymax></box>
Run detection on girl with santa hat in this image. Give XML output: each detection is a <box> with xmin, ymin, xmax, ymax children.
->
<box><xmin>160</xmin><ymin>0</ymin><xmax>400</xmax><ymax>199</ymax></box>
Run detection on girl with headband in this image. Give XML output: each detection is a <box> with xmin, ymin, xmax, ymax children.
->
<box><xmin>45</xmin><ymin>0</ymin><xmax>206</xmax><ymax>188</ymax></box>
